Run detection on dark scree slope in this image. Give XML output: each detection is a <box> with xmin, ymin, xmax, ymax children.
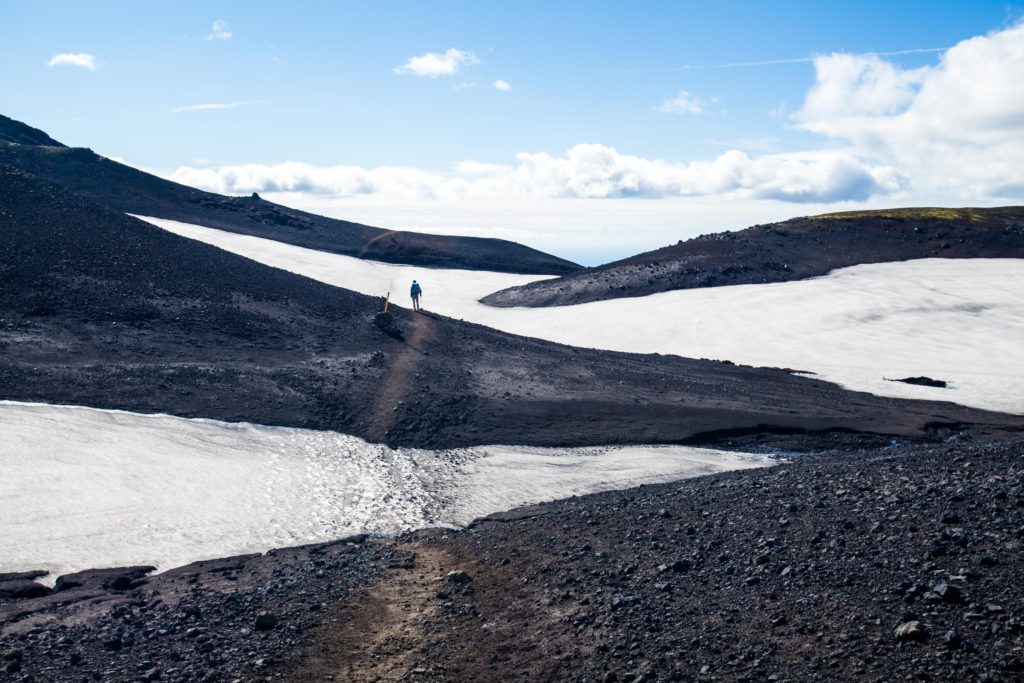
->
<box><xmin>0</xmin><ymin>114</ymin><xmax>579</xmax><ymax>275</ymax></box>
<box><xmin>482</xmin><ymin>207</ymin><xmax>1024</xmax><ymax>307</ymax></box>
<box><xmin>2</xmin><ymin>164</ymin><xmax>1020</xmax><ymax>449</ymax></box>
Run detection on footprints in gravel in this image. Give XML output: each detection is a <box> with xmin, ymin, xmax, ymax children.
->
<box><xmin>293</xmin><ymin>543</ymin><xmax>457</xmax><ymax>682</ymax></box>
<box><xmin>366</xmin><ymin>311</ymin><xmax>436</xmax><ymax>443</ymax></box>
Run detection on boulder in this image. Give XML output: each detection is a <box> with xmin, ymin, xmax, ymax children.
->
<box><xmin>254</xmin><ymin>612</ymin><xmax>279</xmax><ymax>631</ymax></box>
<box><xmin>0</xmin><ymin>579</ymin><xmax>50</xmax><ymax>600</ymax></box>
<box><xmin>446</xmin><ymin>570</ymin><xmax>472</xmax><ymax>585</ymax></box>
<box><xmin>931</xmin><ymin>582</ymin><xmax>965</xmax><ymax>604</ymax></box>
<box><xmin>895</xmin><ymin>620</ymin><xmax>929</xmax><ymax>642</ymax></box>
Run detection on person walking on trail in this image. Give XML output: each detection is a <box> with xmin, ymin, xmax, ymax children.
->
<box><xmin>410</xmin><ymin>280</ymin><xmax>423</xmax><ymax>311</ymax></box>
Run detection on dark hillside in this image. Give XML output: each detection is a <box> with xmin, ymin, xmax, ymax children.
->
<box><xmin>0</xmin><ymin>114</ymin><xmax>64</xmax><ymax>146</ymax></box>
<box><xmin>482</xmin><ymin>207</ymin><xmax>1024</xmax><ymax>307</ymax></box>
<box><xmin>2</xmin><ymin>165</ymin><xmax>1018</xmax><ymax>449</ymax></box>
<box><xmin>0</xmin><ymin>115</ymin><xmax>579</xmax><ymax>275</ymax></box>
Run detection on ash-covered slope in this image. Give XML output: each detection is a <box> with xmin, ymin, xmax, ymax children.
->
<box><xmin>0</xmin><ymin>115</ymin><xmax>579</xmax><ymax>275</ymax></box>
<box><xmin>482</xmin><ymin>207</ymin><xmax>1024</xmax><ymax>307</ymax></box>
<box><xmin>0</xmin><ymin>114</ymin><xmax>64</xmax><ymax>147</ymax></box>
<box><xmin>2</xmin><ymin>165</ymin><xmax>1019</xmax><ymax>448</ymax></box>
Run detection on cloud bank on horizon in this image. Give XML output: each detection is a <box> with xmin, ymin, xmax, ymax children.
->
<box><xmin>169</xmin><ymin>22</ymin><xmax>1024</xmax><ymax>207</ymax></box>
<box><xmin>170</xmin><ymin>146</ymin><xmax>901</xmax><ymax>204</ymax></box>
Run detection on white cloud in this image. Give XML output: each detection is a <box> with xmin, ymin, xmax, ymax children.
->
<box><xmin>507</xmin><ymin>145</ymin><xmax>901</xmax><ymax>202</ymax></box>
<box><xmin>795</xmin><ymin>21</ymin><xmax>1024</xmax><ymax>198</ymax></box>
<box><xmin>207</xmin><ymin>19</ymin><xmax>232</xmax><ymax>41</ymax></box>
<box><xmin>162</xmin><ymin>22</ymin><xmax>1024</xmax><ymax>220</ymax></box>
<box><xmin>452</xmin><ymin>81</ymin><xmax>480</xmax><ymax>91</ymax></box>
<box><xmin>393</xmin><ymin>48</ymin><xmax>480</xmax><ymax>77</ymax></box>
<box><xmin>492</xmin><ymin>79</ymin><xmax>512</xmax><ymax>91</ymax></box>
<box><xmin>655</xmin><ymin>90</ymin><xmax>703</xmax><ymax>114</ymax></box>
<box><xmin>170</xmin><ymin>162</ymin><xmax>440</xmax><ymax>199</ymax></box>
<box><xmin>167</xmin><ymin>144</ymin><xmax>901</xmax><ymax>204</ymax></box>
<box><xmin>47</xmin><ymin>53</ymin><xmax>97</xmax><ymax>70</ymax></box>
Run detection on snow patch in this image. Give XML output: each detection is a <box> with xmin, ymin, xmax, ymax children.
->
<box><xmin>0</xmin><ymin>401</ymin><xmax>770</xmax><ymax>578</ymax></box>
<box><xmin>139</xmin><ymin>216</ymin><xmax>1024</xmax><ymax>415</ymax></box>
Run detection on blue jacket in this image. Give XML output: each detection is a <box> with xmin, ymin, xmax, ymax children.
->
<box><xmin>411</xmin><ymin>283</ymin><xmax>422</xmax><ymax>296</ymax></box>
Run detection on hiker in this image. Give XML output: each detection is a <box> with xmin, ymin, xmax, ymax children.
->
<box><xmin>410</xmin><ymin>280</ymin><xmax>423</xmax><ymax>311</ymax></box>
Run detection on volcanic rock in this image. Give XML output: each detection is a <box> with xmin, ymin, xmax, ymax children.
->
<box><xmin>254</xmin><ymin>612</ymin><xmax>279</xmax><ymax>631</ymax></box>
<box><xmin>482</xmin><ymin>207</ymin><xmax>1024</xmax><ymax>307</ymax></box>
<box><xmin>446</xmin><ymin>570</ymin><xmax>472</xmax><ymax>585</ymax></box>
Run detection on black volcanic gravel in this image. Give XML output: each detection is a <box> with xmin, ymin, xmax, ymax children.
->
<box><xmin>0</xmin><ymin>115</ymin><xmax>63</xmax><ymax>147</ymax></box>
<box><xmin>1</xmin><ymin>440</ymin><xmax>1021</xmax><ymax>682</ymax></box>
<box><xmin>2</xmin><ymin>165</ymin><xmax>1020</xmax><ymax>451</ymax></box>
<box><xmin>0</xmin><ymin>134</ymin><xmax>579</xmax><ymax>275</ymax></box>
<box><xmin>407</xmin><ymin>439</ymin><xmax>1024</xmax><ymax>682</ymax></box>
<box><xmin>482</xmin><ymin>207</ymin><xmax>1024</xmax><ymax>307</ymax></box>
<box><xmin>3</xmin><ymin>115</ymin><xmax>1024</xmax><ymax>683</ymax></box>
<box><xmin>0</xmin><ymin>539</ymin><xmax>393</xmax><ymax>682</ymax></box>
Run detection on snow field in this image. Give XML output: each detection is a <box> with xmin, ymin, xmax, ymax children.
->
<box><xmin>0</xmin><ymin>401</ymin><xmax>771</xmax><ymax>579</ymax></box>
<box><xmin>141</xmin><ymin>216</ymin><xmax>1024</xmax><ymax>414</ymax></box>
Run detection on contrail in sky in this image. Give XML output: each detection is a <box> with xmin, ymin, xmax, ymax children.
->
<box><xmin>620</xmin><ymin>46</ymin><xmax>948</xmax><ymax>74</ymax></box>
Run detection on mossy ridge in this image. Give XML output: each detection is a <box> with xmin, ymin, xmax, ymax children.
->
<box><xmin>808</xmin><ymin>207</ymin><xmax>1008</xmax><ymax>223</ymax></box>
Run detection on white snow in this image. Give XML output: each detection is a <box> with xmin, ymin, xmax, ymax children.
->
<box><xmin>140</xmin><ymin>216</ymin><xmax>1024</xmax><ymax>414</ymax></box>
<box><xmin>0</xmin><ymin>401</ymin><xmax>771</xmax><ymax>579</ymax></box>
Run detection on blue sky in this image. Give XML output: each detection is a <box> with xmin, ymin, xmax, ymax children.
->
<box><xmin>2</xmin><ymin>1</ymin><xmax>1022</xmax><ymax>263</ymax></box>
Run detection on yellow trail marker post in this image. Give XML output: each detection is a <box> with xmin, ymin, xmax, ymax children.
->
<box><xmin>383</xmin><ymin>292</ymin><xmax>390</xmax><ymax>313</ymax></box>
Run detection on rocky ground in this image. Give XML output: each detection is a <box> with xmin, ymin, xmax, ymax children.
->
<box><xmin>1</xmin><ymin>439</ymin><xmax>1021</xmax><ymax>682</ymax></box>
<box><xmin>0</xmin><ymin>538</ymin><xmax>395</xmax><ymax>682</ymax></box>
<box><xmin>2</xmin><ymin>165</ymin><xmax>1020</xmax><ymax>452</ymax></box>
<box><xmin>3</xmin><ymin>117</ymin><xmax>1024</xmax><ymax>683</ymax></box>
<box><xmin>481</xmin><ymin>207</ymin><xmax>1024</xmax><ymax>307</ymax></box>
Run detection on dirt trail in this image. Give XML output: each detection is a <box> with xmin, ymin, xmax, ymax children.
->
<box><xmin>366</xmin><ymin>311</ymin><xmax>435</xmax><ymax>442</ymax></box>
<box><xmin>290</xmin><ymin>542</ymin><xmax>455</xmax><ymax>682</ymax></box>
<box><xmin>356</xmin><ymin>229</ymin><xmax>397</xmax><ymax>259</ymax></box>
<box><xmin>286</xmin><ymin>535</ymin><xmax>570</xmax><ymax>683</ymax></box>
